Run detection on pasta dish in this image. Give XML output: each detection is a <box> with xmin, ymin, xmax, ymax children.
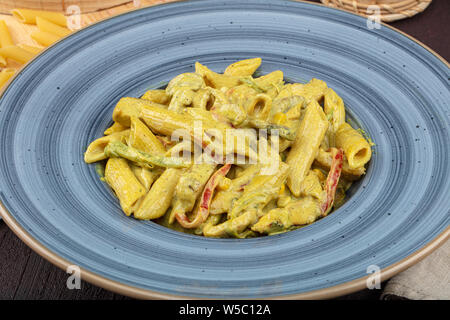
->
<box><xmin>84</xmin><ymin>58</ymin><xmax>372</xmax><ymax>238</ymax></box>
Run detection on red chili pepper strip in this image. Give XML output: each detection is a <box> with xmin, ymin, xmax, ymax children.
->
<box><xmin>176</xmin><ymin>164</ymin><xmax>232</xmax><ymax>228</ymax></box>
<box><xmin>320</xmin><ymin>148</ymin><xmax>344</xmax><ymax>217</ymax></box>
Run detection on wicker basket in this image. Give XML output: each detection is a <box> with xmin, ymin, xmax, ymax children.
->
<box><xmin>0</xmin><ymin>1</ymin><xmax>132</xmax><ymax>15</ymax></box>
<box><xmin>320</xmin><ymin>0</ymin><xmax>432</xmax><ymax>22</ymax></box>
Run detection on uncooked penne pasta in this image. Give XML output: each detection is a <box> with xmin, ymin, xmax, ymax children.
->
<box><xmin>31</xmin><ymin>30</ymin><xmax>61</xmax><ymax>46</ymax></box>
<box><xmin>11</xmin><ymin>9</ymin><xmax>67</xmax><ymax>27</ymax></box>
<box><xmin>19</xmin><ymin>44</ymin><xmax>43</xmax><ymax>55</ymax></box>
<box><xmin>0</xmin><ymin>55</ymin><xmax>6</xmax><ymax>68</ymax></box>
<box><xmin>0</xmin><ymin>68</ymin><xmax>15</xmax><ymax>89</ymax></box>
<box><xmin>0</xmin><ymin>21</ymin><xmax>13</xmax><ymax>47</ymax></box>
<box><xmin>0</xmin><ymin>46</ymin><xmax>35</xmax><ymax>64</ymax></box>
<box><xmin>36</xmin><ymin>17</ymin><xmax>71</xmax><ymax>38</ymax></box>
<box><xmin>105</xmin><ymin>158</ymin><xmax>146</xmax><ymax>216</ymax></box>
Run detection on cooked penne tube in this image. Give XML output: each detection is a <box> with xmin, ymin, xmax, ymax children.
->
<box><xmin>129</xmin><ymin>116</ymin><xmax>166</xmax><ymax>156</ymax></box>
<box><xmin>0</xmin><ymin>20</ymin><xmax>14</xmax><ymax>47</ymax></box>
<box><xmin>224</xmin><ymin>57</ymin><xmax>262</xmax><ymax>77</ymax></box>
<box><xmin>228</xmin><ymin>162</ymin><xmax>289</xmax><ymax>220</ymax></box>
<box><xmin>31</xmin><ymin>30</ymin><xmax>61</xmax><ymax>46</ymax></box>
<box><xmin>251</xmin><ymin>196</ymin><xmax>322</xmax><ymax>234</ymax></box>
<box><xmin>195</xmin><ymin>62</ymin><xmax>240</xmax><ymax>89</ymax></box>
<box><xmin>130</xmin><ymin>164</ymin><xmax>160</xmax><ymax>191</ymax></box>
<box><xmin>84</xmin><ymin>130</ymin><xmax>130</xmax><ymax>163</ymax></box>
<box><xmin>175</xmin><ymin>164</ymin><xmax>229</xmax><ymax>229</ymax></box>
<box><xmin>11</xmin><ymin>9</ymin><xmax>67</xmax><ymax>27</ymax></box>
<box><xmin>84</xmin><ymin>58</ymin><xmax>374</xmax><ymax>238</ymax></box>
<box><xmin>324</xmin><ymin>88</ymin><xmax>345</xmax><ymax>146</ymax></box>
<box><xmin>336</xmin><ymin>122</ymin><xmax>372</xmax><ymax>169</ymax></box>
<box><xmin>36</xmin><ymin>17</ymin><xmax>71</xmax><ymax>37</ymax></box>
<box><xmin>141</xmin><ymin>89</ymin><xmax>171</xmax><ymax>105</ymax></box>
<box><xmin>314</xmin><ymin>147</ymin><xmax>365</xmax><ymax>181</ymax></box>
<box><xmin>286</xmin><ymin>100</ymin><xmax>329</xmax><ymax>197</ymax></box>
<box><xmin>105</xmin><ymin>158</ymin><xmax>146</xmax><ymax>216</ymax></box>
<box><xmin>291</xmin><ymin>78</ymin><xmax>328</xmax><ymax>103</ymax></box>
<box><xmin>0</xmin><ymin>68</ymin><xmax>16</xmax><ymax>89</ymax></box>
<box><xmin>134</xmin><ymin>168</ymin><xmax>182</xmax><ymax>220</ymax></box>
<box><xmin>104</xmin><ymin>122</ymin><xmax>128</xmax><ymax>135</ymax></box>
<box><xmin>0</xmin><ymin>46</ymin><xmax>35</xmax><ymax>64</ymax></box>
<box><xmin>113</xmin><ymin>97</ymin><xmax>168</xmax><ymax>127</ymax></box>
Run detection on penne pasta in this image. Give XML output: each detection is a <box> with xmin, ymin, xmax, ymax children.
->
<box><xmin>0</xmin><ymin>45</ymin><xmax>35</xmax><ymax>64</ymax></box>
<box><xmin>0</xmin><ymin>68</ymin><xmax>16</xmax><ymax>89</ymax></box>
<box><xmin>0</xmin><ymin>55</ymin><xmax>6</xmax><ymax>68</ymax></box>
<box><xmin>286</xmin><ymin>100</ymin><xmax>329</xmax><ymax>197</ymax></box>
<box><xmin>18</xmin><ymin>44</ymin><xmax>43</xmax><ymax>55</ymax></box>
<box><xmin>336</xmin><ymin>122</ymin><xmax>372</xmax><ymax>169</ymax></box>
<box><xmin>129</xmin><ymin>116</ymin><xmax>166</xmax><ymax>156</ymax></box>
<box><xmin>134</xmin><ymin>168</ymin><xmax>182</xmax><ymax>220</ymax></box>
<box><xmin>31</xmin><ymin>30</ymin><xmax>61</xmax><ymax>46</ymax></box>
<box><xmin>11</xmin><ymin>9</ymin><xmax>67</xmax><ymax>27</ymax></box>
<box><xmin>36</xmin><ymin>17</ymin><xmax>71</xmax><ymax>38</ymax></box>
<box><xmin>104</xmin><ymin>122</ymin><xmax>128</xmax><ymax>135</ymax></box>
<box><xmin>324</xmin><ymin>88</ymin><xmax>345</xmax><ymax>146</ymax></box>
<box><xmin>224</xmin><ymin>57</ymin><xmax>262</xmax><ymax>77</ymax></box>
<box><xmin>141</xmin><ymin>89</ymin><xmax>171</xmax><ymax>105</ymax></box>
<box><xmin>85</xmin><ymin>58</ymin><xmax>373</xmax><ymax>237</ymax></box>
<box><xmin>104</xmin><ymin>158</ymin><xmax>146</xmax><ymax>216</ymax></box>
<box><xmin>0</xmin><ymin>20</ymin><xmax>14</xmax><ymax>47</ymax></box>
<box><xmin>84</xmin><ymin>130</ymin><xmax>130</xmax><ymax>163</ymax></box>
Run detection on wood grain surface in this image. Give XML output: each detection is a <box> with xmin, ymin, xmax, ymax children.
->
<box><xmin>0</xmin><ymin>0</ymin><xmax>448</xmax><ymax>300</ymax></box>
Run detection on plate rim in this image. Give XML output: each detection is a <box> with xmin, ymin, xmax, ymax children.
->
<box><xmin>0</xmin><ymin>0</ymin><xmax>449</xmax><ymax>300</ymax></box>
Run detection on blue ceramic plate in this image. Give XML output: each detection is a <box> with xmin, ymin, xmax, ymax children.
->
<box><xmin>0</xmin><ymin>0</ymin><xmax>449</xmax><ymax>299</ymax></box>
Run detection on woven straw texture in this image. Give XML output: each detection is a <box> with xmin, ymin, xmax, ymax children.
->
<box><xmin>320</xmin><ymin>0</ymin><xmax>432</xmax><ymax>22</ymax></box>
<box><xmin>0</xmin><ymin>0</ymin><xmax>131</xmax><ymax>14</ymax></box>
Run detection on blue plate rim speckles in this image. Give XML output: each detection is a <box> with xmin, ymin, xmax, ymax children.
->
<box><xmin>0</xmin><ymin>0</ymin><xmax>449</xmax><ymax>299</ymax></box>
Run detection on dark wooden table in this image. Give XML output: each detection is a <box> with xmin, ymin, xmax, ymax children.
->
<box><xmin>0</xmin><ymin>0</ymin><xmax>448</xmax><ymax>300</ymax></box>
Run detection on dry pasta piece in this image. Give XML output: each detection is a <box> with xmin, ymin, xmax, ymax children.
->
<box><xmin>31</xmin><ymin>31</ymin><xmax>61</xmax><ymax>46</ymax></box>
<box><xmin>0</xmin><ymin>20</ymin><xmax>14</xmax><ymax>47</ymax></box>
<box><xmin>104</xmin><ymin>158</ymin><xmax>146</xmax><ymax>216</ymax></box>
<box><xmin>335</xmin><ymin>122</ymin><xmax>372</xmax><ymax>169</ymax></box>
<box><xmin>0</xmin><ymin>68</ymin><xmax>15</xmax><ymax>89</ymax></box>
<box><xmin>36</xmin><ymin>17</ymin><xmax>71</xmax><ymax>37</ymax></box>
<box><xmin>19</xmin><ymin>44</ymin><xmax>43</xmax><ymax>55</ymax></box>
<box><xmin>11</xmin><ymin>9</ymin><xmax>67</xmax><ymax>27</ymax></box>
<box><xmin>0</xmin><ymin>46</ymin><xmax>35</xmax><ymax>64</ymax></box>
<box><xmin>0</xmin><ymin>55</ymin><xmax>6</xmax><ymax>68</ymax></box>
